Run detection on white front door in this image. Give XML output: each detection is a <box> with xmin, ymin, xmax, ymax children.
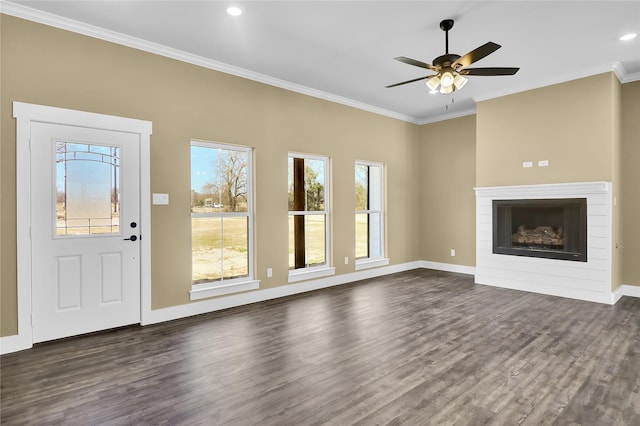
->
<box><xmin>30</xmin><ymin>122</ymin><xmax>141</xmax><ymax>343</ymax></box>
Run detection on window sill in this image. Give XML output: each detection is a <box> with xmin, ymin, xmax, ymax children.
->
<box><xmin>288</xmin><ymin>266</ymin><xmax>336</xmax><ymax>283</ymax></box>
<box><xmin>189</xmin><ymin>279</ymin><xmax>260</xmax><ymax>301</ymax></box>
<box><xmin>355</xmin><ymin>257</ymin><xmax>390</xmax><ymax>271</ymax></box>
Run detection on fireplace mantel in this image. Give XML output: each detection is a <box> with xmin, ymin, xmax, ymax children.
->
<box><xmin>474</xmin><ymin>181</ymin><xmax>615</xmax><ymax>304</ymax></box>
<box><xmin>474</xmin><ymin>181</ymin><xmax>610</xmax><ymax>199</ymax></box>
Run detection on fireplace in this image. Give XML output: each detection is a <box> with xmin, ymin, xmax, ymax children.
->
<box><xmin>493</xmin><ymin>198</ymin><xmax>587</xmax><ymax>262</ymax></box>
<box><xmin>475</xmin><ymin>182</ymin><xmax>614</xmax><ymax>304</ymax></box>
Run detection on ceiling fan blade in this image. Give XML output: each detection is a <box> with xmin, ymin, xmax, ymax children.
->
<box><xmin>385</xmin><ymin>75</ymin><xmax>433</xmax><ymax>88</ymax></box>
<box><xmin>394</xmin><ymin>56</ymin><xmax>439</xmax><ymax>71</ymax></box>
<box><xmin>459</xmin><ymin>67</ymin><xmax>520</xmax><ymax>76</ymax></box>
<box><xmin>452</xmin><ymin>42</ymin><xmax>501</xmax><ymax>68</ymax></box>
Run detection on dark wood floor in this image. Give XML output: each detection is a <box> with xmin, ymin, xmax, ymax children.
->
<box><xmin>2</xmin><ymin>269</ymin><xmax>639</xmax><ymax>425</ymax></box>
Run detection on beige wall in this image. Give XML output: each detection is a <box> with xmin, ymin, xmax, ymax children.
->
<box><xmin>476</xmin><ymin>73</ymin><xmax>619</xmax><ymax>187</ymax></box>
<box><xmin>0</xmin><ymin>15</ymin><xmax>420</xmax><ymax>336</ymax></box>
<box><xmin>622</xmin><ymin>81</ymin><xmax>640</xmax><ymax>287</ymax></box>
<box><xmin>419</xmin><ymin>115</ymin><xmax>476</xmax><ymax>266</ymax></box>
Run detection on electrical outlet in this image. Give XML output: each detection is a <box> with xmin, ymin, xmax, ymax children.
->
<box><xmin>267</xmin><ymin>267</ymin><xmax>272</xmax><ymax>278</ymax></box>
<box><xmin>522</xmin><ymin>161</ymin><xmax>533</xmax><ymax>168</ymax></box>
<box><xmin>538</xmin><ymin>160</ymin><xmax>549</xmax><ymax>167</ymax></box>
<box><xmin>344</xmin><ymin>256</ymin><xmax>349</xmax><ymax>265</ymax></box>
<box><xmin>450</xmin><ymin>249</ymin><xmax>456</xmax><ymax>257</ymax></box>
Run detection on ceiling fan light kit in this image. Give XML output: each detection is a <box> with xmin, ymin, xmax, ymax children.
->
<box><xmin>387</xmin><ymin>18</ymin><xmax>519</xmax><ymax>94</ymax></box>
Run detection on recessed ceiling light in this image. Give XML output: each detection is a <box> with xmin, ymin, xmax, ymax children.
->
<box><xmin>619</xmin><ymin>33</ymin><xmax>637</xmax><ymax>41</ymax></box>
<box><xmin>227</xmin><ymin>6</ymin><xmax>242</xmax><ymax>16</ymax></box>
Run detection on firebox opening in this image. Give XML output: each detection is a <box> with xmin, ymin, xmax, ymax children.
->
<box><xmin>493</xmin><ymin>198</ymin><xmax>587</xmax><ymax>262</ymax></box>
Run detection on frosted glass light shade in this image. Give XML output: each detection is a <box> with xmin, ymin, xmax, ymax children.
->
<box><xmin>440</xmin><ymin>72</ymin><xmax>454</xmax><ymax>88</ymax></box>
<box><xmin>454</xmin><ymin>75</ymin><xmax>468</xmax><ymax>90</ymax></box>
<box><xmin>440</xmin><ymin>84</ymin><xmax>453</xmax><ymax>94</ymax></box>
<box><xmin>426</xmin><ymin>76</ymin><xmax>441</xmax><ymax>91</ymax></box>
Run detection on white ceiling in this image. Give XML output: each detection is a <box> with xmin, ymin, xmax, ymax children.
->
<box><xmin>3</xmin><ymin>1</ymin><xmax>640</xmax><ymax>123</ymax></box>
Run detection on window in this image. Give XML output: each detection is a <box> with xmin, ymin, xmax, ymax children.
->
<box><xmin>189</xmin><ymin>141</ymin><xmax>258</xmax><ymax>299</ymax></box>
<box><xmin>288</xmin><ymin>153</ymin><xmax>334</xmax><ymax>282</ymax></box>
<box><xmin>355</xmin><ymin>161</ymin><xmax>388</xmax><ymax>270</ymax></box>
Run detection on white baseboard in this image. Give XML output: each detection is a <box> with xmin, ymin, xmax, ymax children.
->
<box><xmin>420</xmin><ymin>261</ymin><xmax>476</xmax><ymax>276</ymax></box>
<box><xmin>612</xmin><ymin>285</ymin><xmax>625</xmax><ymax>304</ymax></box>
<box><xmin>143</xmin><ymin>261</ymin><xmax>423</xmax><ymax>325</ymax></box>
<box><xmin>475</xmin><ymin>275</ymin><xmax>616</xmax><ymax>305</ymax></box>
<box><xmin>0</xmin><ymin>333</ymin><xmax>32</xmax><ymax>355</ymax></box>
<box><xmin>622</xmin><ymin>284</ymin><xmax>640</xmax><ymax>298</ymax></box>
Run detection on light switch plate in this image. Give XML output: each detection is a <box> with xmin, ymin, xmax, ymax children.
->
<box><xmin>152</xmin><ymin>193</ymin><xmax>169</xmax><ymax>205</ymax></box>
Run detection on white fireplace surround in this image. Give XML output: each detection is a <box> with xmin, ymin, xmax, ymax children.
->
<box><xmin>475</xmin><ymin>181</ymin><xmax>615</xmax><ymax>304</ymax></box>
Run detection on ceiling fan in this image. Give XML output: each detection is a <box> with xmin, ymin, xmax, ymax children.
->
<box><xmin>386</xmin><ymin>19</ymin><xmax>519</xmax><ymax>94</ymax></box>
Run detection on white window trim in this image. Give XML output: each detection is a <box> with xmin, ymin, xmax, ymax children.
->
<box><xmin>355</xmin><ymin>257</ymin><xmax>390</xmax><ymax>271</ymax></box>
<box><xmin>355</xmin><ymin>160</ymin><xmax>387</xmax><ymax>268</ymax></box>
<box><xmin>190</xmin><ymin>140</ymin><xmax>257</xmax><ymax>298</ymax></box>
<box><xmin>190</xmin><ymin>279</ymin><xmax>260</xmax><ymax>300</ymax></box>
<box><xmin>288</xmin><ymin>152</ymin><xmax>331</xmax><ymax>278</ymax></box>
<box><xmin>288</xmin><ymin>265</ymin><xmax>336</xmax><ymax>283</ymax></box>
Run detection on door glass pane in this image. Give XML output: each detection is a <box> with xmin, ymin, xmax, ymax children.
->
<box><xmin>55</xmin><ymin>142</ymin><xmax>120</xmax><ymax>236</ymax></box>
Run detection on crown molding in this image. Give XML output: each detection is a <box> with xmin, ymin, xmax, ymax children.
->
<box><xmin>613</xmin><ymin>62</ymin><xmax>640</xmax><ymax>84</ymax></box>
<box><xmin>416</xmin><ymin>107</ymin><xmax>476</xmax><ymax>125</ymax></box>
<box><xmin>0</xmin><ymin>2</ymin><xmax>420</xmax><ymax>125</ymax></box>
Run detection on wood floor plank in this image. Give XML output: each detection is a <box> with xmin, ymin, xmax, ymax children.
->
<box><xmin>2</xmin><ymin>269</ymin><xmax>639</xmax><ymax>425</ymax></box>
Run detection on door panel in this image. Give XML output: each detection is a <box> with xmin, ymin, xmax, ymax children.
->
<box><xmin>31</xmin><ymin>122</ymin><xmax>141</xmax><ymax>343</ymax></box>
<box><xmin>56</xmin><ymin>256</ymin><xmax>82</xmax><ymax>310</ymax></box>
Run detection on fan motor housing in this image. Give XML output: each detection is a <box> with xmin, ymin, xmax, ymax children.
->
<box><xmin>433</xmin><ymin>53</ymin><xmax>461</xmax><ymax>69</ymax></box>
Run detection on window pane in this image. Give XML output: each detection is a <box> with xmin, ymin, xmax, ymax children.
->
<box><xmin>288</xmin><ymin>215</ymin><xmax>295</xmax><ymax>269</ymax></box>
<box><xmin>305</xmin><ymin>214</ymin><xmax>326</xmax><ymax>266</ymax></box>
<box><xmin>191</xmin><ymin>146</ymin><xmax>248</xmax><ymax>213</ymax></box>
<box><xmin>369</xmin><ymin>212</ymin><xmax>382</xmax><ymax>258</ymax></box>
<box><xmin>222</xmin><ymin>216</ymin><xmax>249</xmax><ymax>279</ymax></box>
<box><xmin>304</xmin><ymin>159</ymin><xmax>325</xmax><ymax>211</ymax></box>
<box><xmin>192</xmin><ymin>216</ymin><xmax>249</xmax><ymax>283</ymax></box>
<box><xmin>192</xmin><ymin>216</ymin><xmax>222</xmax><ymax>283</ymax></box>
<box><xmin>287</xmin><ymin>157</ymin><xmax>294</xmax><ymax>211</ymax></box>
<box><xmin>289</xmin><ymin>214</ymin><xmax>326</xmax><ymax>269</ymax></box>
<box><xmin>56</xmin><ymin>142</ymin><xmax>120</xmax><ymax>236</ymax></box>
<box><xmin>219</xmin><ymin>150</ymin><xmax>248</xmax><ymax>213</ymax></box>
<box><xmin>369</xmin><ymin>165</ymin><xmax>382</xmax><ymax>211</ymax></box>
<box><xmin>355</xmin><ymin>213</ymin><xmax>369</xmax><ymax>259</ymax></box>
<box><xmin>355</xmin><ymin>164</ymin><xmax>368</xmax><ymax>211</ymax></box>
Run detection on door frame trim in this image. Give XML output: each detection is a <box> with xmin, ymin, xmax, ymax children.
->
<box><xmin>7</xmin><ymin>102</ymin><xmax>152</xmax><ymax>353</ymax></box>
